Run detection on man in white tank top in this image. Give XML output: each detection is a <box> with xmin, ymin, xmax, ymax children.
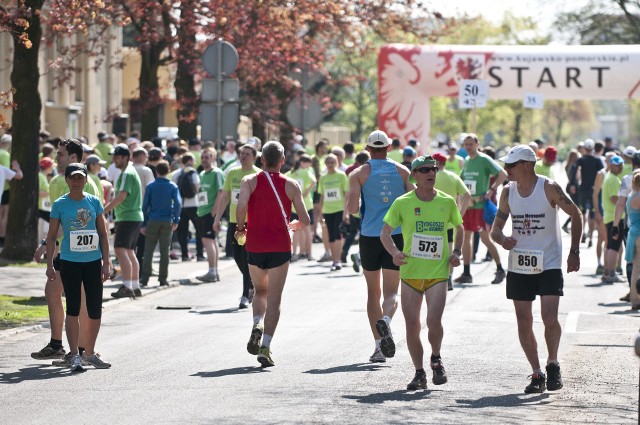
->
<box><xmin>490</xmin><ymin>145</ymin><xmax>583</xmax><ymax>394</ymax></box>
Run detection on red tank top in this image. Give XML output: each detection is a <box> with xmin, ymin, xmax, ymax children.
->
<box><xmin>246</xmin><ymin>171</ymin><xmax>292</xmax><ymax>253</ymax></box>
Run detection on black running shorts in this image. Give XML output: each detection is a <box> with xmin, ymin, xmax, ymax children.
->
<box><xmin>196</xmin><ymin>214</ymin><xmax>216</xmax><ymax>240</ymax></box>
<box><xmin>360</xmin><ymin>234</ymin><xmax>404</xmax><ymax>272</ymax></box>
<box><xmin>247</xmin><ymin>251</ymin><xmax>291</xmax><ymax>270</ymax></box>
<box><xmin>506</xmin><ymin>269</ymin><xmax>564</xmax><ymax>301</ymax></box>
<box><xmin>114</xmin><ymin>221</ymin><xmax>142</xmax><ymax>249</ymax></box>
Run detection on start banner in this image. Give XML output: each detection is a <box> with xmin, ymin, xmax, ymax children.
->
<box><xmin>378</xmin><ymin>44</ymin><xmax>640</xmax><ymax>143</ymax></box>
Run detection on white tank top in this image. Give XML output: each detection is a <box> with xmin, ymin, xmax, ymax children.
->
<box><xmin>507</xmin><ymin>176</ymin><xmax>562</xmax><ymax>273</ymax></box>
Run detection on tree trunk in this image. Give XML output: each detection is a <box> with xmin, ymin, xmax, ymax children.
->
<box><xmin>513</xmin><ymin>110</ymin><xmax>522</xmax><ymax>144</ymax></box>
<box><xmin>2</xmin><ymin>0</ymin><xmax>44</xmax><ymax>261</ymax></box>
<box><xmin>139</xmin><ymin>49</ymin><xmax>161</xmax><ymax>141</ymax></box>
<box><xmin>175</xmin><ymin>1</ymin><xmax>198</xmax><ymax>141</ymax></box>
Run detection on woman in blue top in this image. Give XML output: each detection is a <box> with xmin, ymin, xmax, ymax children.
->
<box><xmin>46</xmin><ymin>163</ymin><xmax>111</xmax><ymax>371</ymax></box>
<box><xmin>625</xmin><ymin>169</ymin><xmax>640</xmax><ymax>310</ymax></box>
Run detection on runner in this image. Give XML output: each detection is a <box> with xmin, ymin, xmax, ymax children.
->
<box><xmin>286</xmin><ymin>154</ymin><xmax>316</xmax><ymax>262</ymax></box>
<box><xmin>347</xmin><ymin>130</ymin><xmax>414</xmax><ymax>362</ymax></box>
<box><xmin>491</xmin><ymin>145</ymin><xmax>582</xmax><ymax>394</ymax></box>
<box><xmin>575</xmin><ymin>139</ymin><xmax>604</xmax><ymax>247</ymax></box>
<box><xmin>195</xmin><ymin>148</ymin><xmax>225</xmax><ymax>282</ymax></box>
<box><xmin>103</xmin><ymin>144</ymin><xmax>144</xmax><ymax>299</ymax></box>
<box><xmin>455</xmin><ymin>133</ymin><xmax>507</xmax><ymax>285</ymax></box>
<box><xmin>381</xmin><ymin>155</ymin><xmax>463</xmax><ymax>390</ymax></box>
<box><xmin>213</xmin><ymin>144</ymin><xmax>261</xmax><ymax>308</ymax></box>
<box><xmin>236</xmin><ymin>141</ymin><xmax>309</xmax><ymax>367</ymax></box>
<box><xmin>45</xmin><ymin>163</ymin><xmax>111</xmax><ymax>371</ymax></box>
<box><xmin>318</xmin><ymin>154</ymin><xmax>349</xmax><ymax>271</ymax></box>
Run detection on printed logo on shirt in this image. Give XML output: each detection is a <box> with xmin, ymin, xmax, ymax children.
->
<box><xmin>414</xmin><ymin>208</ymin><xmax>421</xmax><ymax>216</ymax></box>
<box><xmin>415</xmin><ymin>221</ymin><xmax>444</xmax><ymax>233</ymax></box>
<box><xmin>512</xmin><ymin>213</ymin><xmax>546</xmax><ymax>235</ymax></box>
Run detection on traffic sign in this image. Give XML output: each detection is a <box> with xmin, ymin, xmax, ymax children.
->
<box><xmin>200</xmin><ymin>103</ymin><xmax>239</xmax><ymax>141</ymax></box>
<box><xmin>288</xmin><ymin>67</ymin><xmax>323</xmax><ymax>91</ymax></box>
<box><xmin>523</xmin><ymin>92</ymin><xmax>544</xmax><ymax>109</ymax></box>
<box><xmin>458</xmin><ymin>79</ymin><xmax>489</xmax><ymax>109</ymax></box>
<box><xmin>286</xmin><ymin>94</ymin><xmax>323</xmax><ymax>131</ymax></box>
<box><xmin>201</xmin><ymin>78</ymin><xmax>239</xmax><ymax>102</ymax></box>
<box><xmin>202</xmin><ymin>40</ymin><xmax>239</xmax><ymax>77</ymax></box>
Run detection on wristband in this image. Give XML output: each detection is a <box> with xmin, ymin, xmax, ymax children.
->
<box><xmin>453</xmin><ymin>249</ymin><xmax>462</xmax><ymax>256</ymax></box>
<box><xmin>40</xmin><ymin>239</ymin><xmax>46</xmax><ymax>246</ymax></box>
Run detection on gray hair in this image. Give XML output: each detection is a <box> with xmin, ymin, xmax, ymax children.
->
<box><xmin>262</xmin><ymin>141</ymin><xmax>285</xmax><ymax>168</ymax></box>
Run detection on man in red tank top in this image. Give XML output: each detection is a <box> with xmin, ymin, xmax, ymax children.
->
<box><xmin>235</xmin><ymin>141</ymin><xmax>310</xmax><ymax>367</ymax></box>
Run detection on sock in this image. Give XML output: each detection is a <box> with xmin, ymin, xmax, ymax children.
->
<box><xmin>464</xmin><ymin>265</ymin><xmax>470</xmax><ymax>275</ymax></box>
<box><xmin>375</xmin><ymin>339</ymin><xmax>381</xmax><ymax>350</ymax></box>
<box><xmin>382</xmin><ymin>315</ymin><xmax>391</xmax><ymax>325</ymax></box>
<box><xmin>496</xmin><ymin>263</ymin><xmax>504</xmax><ymax>272</ymax></box>
<box><xmin>253</xmin><ymin>315</ymin><xmax>262</xmax><ymax>326</ymax></box>
<box><xmin>262</xmin><ymin>334</ymin><xmax>272</xmax><ymax>348</ymax></box>
<box><xmin>209</xmin><ymin>267</ymin><xmax>216</xmax><ymax>274</ymax></box>
<box><xmin>78</xmin><ymin>347</ymin><xmax>85</xmax><ymax>356</ymax></box>
<box><xmin>534</xmin><ymin>368</ymin><xmax>544</xmax><ymax>375</ymax></box>
<box><xmin>123</xmin><ymin>280</ymin><xmax>133</xmax><ymax>289</ymax></box>
<box><xmin>131</xmin><ymin>279</ymin><xmax>140</xmax><ymax>290</ymax></box>
<box><xmin>416</xmin><ymin>368</ymin><xmax>426</xmax><ymax>375</ymax></box>
<box><xmin>430</xmin><ymin>354</ymin><xmax>441</xmax><ymax>362</ymax></box>
<box><xmin>547</xmin><ymin>359</ymin><xmax>559</xmax><ymax>366</ymax></box>
<box><xmin>50</xmin><ymin>338</ymin><xmax>63</xmax><ymax>350</ymax></box>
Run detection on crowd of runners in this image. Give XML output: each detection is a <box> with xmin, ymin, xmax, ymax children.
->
<box><xmin>1</xmin><ymin>127</ymin><xmax>638</xmax><ymax>393</ymax></box>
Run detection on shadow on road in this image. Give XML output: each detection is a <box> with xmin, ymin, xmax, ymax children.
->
<box><xmin>0</xmin><ymin>365</ymin><xmax>75</xmax><ymax>384</ymax></box>
<box><xmin>189</xmin><ymin>308</ymin><xmax>240</xmax><ymax>315</ymax></box>
<box><xmin>456</xmin><ymin>393</ymin><xmax>549</xmax><ymax>408</ymax></box>
<box><xmin>342</xmin><ymin>389</ymin><xmax>431</xmax><ymax>404</ymax></box>
<box><xmin>192</xmin><ymin>367</ymin><xmax>269</xmax><ymax>378</ymax></box>
<box><xmin>304</xmin><ymin>363</ymin><xmax>388</xmax><ymax>374</ymax></box>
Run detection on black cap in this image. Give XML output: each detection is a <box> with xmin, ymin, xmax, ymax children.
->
<box><xmin>632</xmin><ymin>152</ymin><xmax>640</xmax><ymax>166</ymax></box>
<box><xmin>148</xmin><ymin>147</ymin><xmax>163</xmax><ymax>160</ymax></box>
<box><xmin>97</xmin><ymin>131</ymin><xmax>108</xmax><ymax>141</ymax></box>
<box><xmin>65</xmin><ymin>163</ymin><xmax>87</xmax><ymax>178</ymax></box>
<box><xmin>110</xmin><ymin>144</ymin><xmax>131</xmax><ymax>157</ymax></box>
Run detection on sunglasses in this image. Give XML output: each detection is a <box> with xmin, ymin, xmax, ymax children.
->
<box><xmin>505</xmin><ymin>161</ymin><xmax>526</xmax><ymax>169</ymax></box>
<box><xmin>415</xmin><ymin>166</ymin><xmax>438</xmax><ymax>174</ymax></box>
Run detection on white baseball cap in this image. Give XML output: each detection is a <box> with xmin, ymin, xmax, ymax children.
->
<box><xmin>0</xmin><ymin>134</ymin><xmax>11</xmax><ymax>144</ymax></box>
<box><xmin>366</xmin><ymin>130</ymin><xmax>390</xmax><ymax>148</ymax></box>
<box><xmin>583</xmin><ymin>139</ymin><xmax>595</xmax><ymax>150</ymax></box>
<box><xmin>500</xmin><ymin>145</ymin><xmax>538</xmax><ymax>164</ymax></box>
<box><xmin>623</xmin><ymin>146</ymin><xmax>637</xmax><ymax>157</ymax></box>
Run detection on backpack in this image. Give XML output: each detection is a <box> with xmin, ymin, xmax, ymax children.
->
<box><xmin>178</xmin><ymin>169</ymin><xmax>197</xmax><ymax>199</ymax></box>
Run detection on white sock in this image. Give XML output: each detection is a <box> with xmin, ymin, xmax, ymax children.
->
<box><xmin>209</xmin><ymin>267</ymin><xmax>216</xmax><ymax>274</ymax></box>
<box><xmin>253</xmin><ymin>315</ymin><xmax>262</xmax><ymax>326</ymax></box>
<box><xmin>131</xmin><ymin>280</ymin><xmax>140</xmax><ymax>290</ymax></box>
<box><xmin>262</xmin><ymin>334</ymin><xmax>272</xmax><ymax>348</ymax></box>
<box><xmin>123</xmin><ymin>280</ymin><xmax>132</xmax><ymax>289</ymax></box>
<box><xmin>383</xmin><ymin>315</ymin><xmax>391</xmax><ymax>325</ymax></box>
<box><xmin>547</xmin><ymin>359</ymin><xmax>559</xmax><ymax>366</ymax></box>
<box><xmin>534</xmin><ymin>368</ymin><xmax>544</xmax><ymax>375</ymax></box>
<box><xmin>375</xmin><ymin>339</ymin><xmax>381</xmax><ymax>350</ymax></box>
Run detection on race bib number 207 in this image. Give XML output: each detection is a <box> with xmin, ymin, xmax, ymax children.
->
<box><xmin>70</xmin><ymin>230</ymin><xmax>99</xmax><ymax>252</ymax></box>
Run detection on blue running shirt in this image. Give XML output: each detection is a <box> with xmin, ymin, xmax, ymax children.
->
<box><xmin>360</xmin><ymin>159</ymin><xmax>405</xmax><ymax>237</ymax></box>
<box><xmin>50</xmin><ymin>193</ymin><xmax>104</xmax><ymax>262</ymax></box>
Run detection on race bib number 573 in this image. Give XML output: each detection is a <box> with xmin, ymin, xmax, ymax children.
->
<box><xmin>411</xmin><ymin>234</ymin><xmax>443</xmax><ymax>260</ymax></box>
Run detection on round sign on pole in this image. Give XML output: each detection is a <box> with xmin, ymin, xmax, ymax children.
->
<box><xmin>203</xmin><ymin>40</ymin><xmax>239</xmax><ymax>77</ymax></box>
<box><xmin>286</xmin><ymin>94</ymin><xmax>323</xmax><ymax>131</ymax></box>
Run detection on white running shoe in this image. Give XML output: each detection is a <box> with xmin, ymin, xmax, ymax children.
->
<box><xmin>70</xmin><ymin>354</ymin><xmax>84</xmax><ymax>372</ymax></box>
<box><xmin>369</xmin><ymin>348</ymin><xmax>386</xmax><ymax>363</ymax></box>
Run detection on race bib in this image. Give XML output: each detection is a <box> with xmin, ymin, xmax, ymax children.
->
<box><xmin>231</xmin><ymin>189</ymin><xmax>240</xmax><ymax>205</ymax></box>
<box><xmin>464</xmin><ymin>180</ymin><xmax>477</xmax><ymax>195</ymax></box>
<box><xmin>510</xmin><ymin>248</ymin><xmax>544</xmax><ymax>274</ymax></box>
<box><xmin>325</xmin><ymin>188</ymin><xmax>341</xmax><ymax>201</ymax></box>
<box><xmin>70</xmin><ymin>230</ymin><xmax>99</xmax><ymax>252</ymax></box>
<box><xmin>410</xmin><ymin>234</ymin><xmax>444</xmax><ymax>260</ymax></box>
<box><xmin>197</xmin><ymin>191</ymin><xmax>208</xmax><ymax>206</ymax></box>
<box><xmin>42</xmin><ymin>197</ymin><xmax>51</xmax><ymax>212</ymax></box>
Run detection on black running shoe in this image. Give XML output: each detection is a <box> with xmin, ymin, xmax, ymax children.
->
<box><xmin>407</xmin><ymin>371</ymin><xmax>427</xmax><ymax>391</ymax></box>
<box><xmin>376</xmin><ymin>319</ymin><xmax>395</xmax><ymax>358</ymax></box>
<box><xmin>431</xmin><ymin>359</ymin><xmax>448</xmax><ymax>385</ymax></box>
<box><xmin>545</xmin><ymin>363</ymin><xmax>563</xmax><ymax>391</ymax></box>
<box><xmin>524</xmin><ymin>372</ymin><xmax>546</xmax><ymax>393</ymax></box>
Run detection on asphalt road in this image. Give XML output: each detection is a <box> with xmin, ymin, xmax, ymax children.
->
<box><xmin>1</xmin><ymin>236</ymin><xmax>638</xmax><ymax>424</ymax></box>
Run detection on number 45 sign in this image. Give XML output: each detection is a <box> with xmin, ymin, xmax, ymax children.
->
<box><xmin>458</xmin><ymin>79</ymin><xmax>489</xmax><ymax>109</ymax></box>
<box><xmin>523</xmin><ymin>92</ymin><xmax>544</xmax><ymax>109</ymax></box>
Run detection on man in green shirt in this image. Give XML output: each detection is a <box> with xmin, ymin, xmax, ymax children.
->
<box><xmin>195</xmin><ymin>148</ymin><xmax>225</xmax><ymax>283</ymax></box>
<box><xmin>214</xmin><ymin>144</ymin><xmax>260</xmax><ymax>308</ymax></box>
<box><xmin>381</xmin><ymin>155</ymin><xmax>464</xmax><ymax>391</ymax></box>
<box><xmin>93</xmin><ymin>132</ymin><xmax>114</xmax><ymax>167</ymax></box>
<box><xmin>534</xmin><ymin>146</ymin><xmax>556</xmax><ymax>180</ymax></box>
<box><xmin>601</xmin><ymin>155</ymin><xmax>625</xmax><ymax>283</ymax></box>
<box><xmin>104</xmin><ymin>144</ymin><xmax>144</xmax><ymax>299</ymax></box>
<box><xmin>456</xmin><ymin>134</ymin><xmax>507</xmax><ymax>285</ymax></box>
<box><xmin>31</xmin><ymin>138</ymin><xmax>101</xmax><ymax>362</ymax></box>
<box><xmin>0</xmin><ymin>133</ymin><xmax>11</xmax><ymax>246</ymax></box>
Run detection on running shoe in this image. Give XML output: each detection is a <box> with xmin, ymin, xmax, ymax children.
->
<box><xmin>447</xmin><ymin>278</ymin><xmax>453</xmax><ymax>291</ymax></box>
<box><xmin>313</xmin><ymin>235</ymin><xmax>323</xmax><ymax>244</ymax></box>
<box><xmin>454</xmin><ymin>273</ymin><xmax>472</xmax><ymax>283</ymax></box>
<box><xmin>330</xmin><ymin>263</ymin><xmax>342</xmax><ymax>271</ymax></box>
<box><xmin>290</xmin><ymin>254</ymin><xmax>300</xmax><ymax>263</ymax></box>
<box><xmin>595</xmin><ymin>265</ymin><xmax>604</xmax><ymax>275</ymax></box>
<box><xmin>70</xmin><ymin>354</ymin><xmax>84</xmax><ymax>372</ymax></box>
<box><xmin>306</xmin><ymin>255</ymin><xmax>315</xmax><ymax>261</ymax></box>
<box><xmin>620</xmin><ymin>292</ymin><xmax>631</xmax><ymax>302</ymax></box>
<box><xmin>169</xmin><ymin>251</ymin><xmax>179</xmax><ymax>260</ymax></box>
<box><xmin>111</xmin><ymin>285</ymin><xmax>135</xmax><ymax>299</ymax></box>
<box><xmin>52</xmin><ymin>352</ymin><xmax>73</xmax><ymax>366</ymax></box>
<box><xmin>524</xmin><ymin>372</ymin><xmax>546</xmax><ymax>393</ymax></box>
<box><xmin>247</xmin><ymin>324</ymin><xmax>264</xmax><ymax>355</ymax></box>
<box><xmin>609</xmin><ymin>273</ymin><xmax>625</xmax><ymax>283</ymax></box>
<box><xmin>31</xmin><ymin>343</ymin><xmax>66</xmax><ymax>360</ymax></box>
<box><xmin>369</xmin><ymin>348</ymin><xmax>386</xmax><ymax>363</ymax></box>
<box><xmin>376</xmin><ymin>318</ymin><xmax>395</xmax><ymax>358</ymax></box>
<box><xmin>491</xmin><ymin>269</ymin><xmax>506</xmax><ymax>284</ymax></box>
<box><xmin>407</xmin><ymin>371</ymin><xmax>427</xmax><ymax>391</ymax></box>
<box><xmin>431</xmin><ymin>359</ymin><xmax>448</xmax><ymax>385</ymax></box>
<box><xmin>239</xmin><ymin>296</ymin><xmax>250</xmax><ymax>309</ymax></box>
<box><xmin>133</xmin><ymin>288</ymin><xmax>142</xmax><ymax>298</ymax></box>
<box><xmin>317</xmin><ymin>252</ymin><xmax>332</xmax><ymax>262</ymax></box>
<box><xmin>351</xmin><ymin>253</ymin><xmax>361</xmax><ymax>273</ymax></box>
<box><xmin>196</xmin><ymin>256</ymin><xmax>207</xmax><ymax>262</ymax></box>
<box><xmin>257</xmin><ymin>347</ymin><xmax>275</xmax><ymax>367</ymax></box>
<box><xmin>601</xmin><ymin>274</ymin><xmax>612</xmax><ymax>284</ymax></box>
<box><xmin>616</xmin><ymin>266</ymin><xmax>624</xmax><ymax>275</ymax></box>
<box><xmin>159</xmin><ymin>280</ymin><xmax>169</xmax><ymax>287</ymax></box>
<box><xmin>196</xmin><ymin>271</ymin><xmax>217</xmax><ymax>283</ymax></box>
<box><xmin>545</xmin><ymin>363</ymin><xmax>563</xmax><ymax>391</ymax></box>
<box><xmin>83</xmin><ymin>354</ymin><xmax>111</xmax><ymax>369</ymax></box>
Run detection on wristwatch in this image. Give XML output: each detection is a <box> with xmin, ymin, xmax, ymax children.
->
<box><xmin>570</xmin><ymin>248</ymin><xmax>580</xmax><ymax>255</ymax></box>
<box><xmin>453</xmin><ymin>249</ymin><xmax>462</xmax><ymax>256</ymax></box>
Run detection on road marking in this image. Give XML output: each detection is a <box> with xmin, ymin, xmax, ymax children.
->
<box><xmin>565</xmin><ymin>311</ymin><xmax>579</xmax><ymax>333</ymax></box>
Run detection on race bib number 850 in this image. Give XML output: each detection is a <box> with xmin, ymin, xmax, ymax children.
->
<box><xmin>509</xmin><ymin>248</ymin><xmax>543</xmax><ymax>274</ymax></box>
<box><xmin>411</xmin><ymin>234</ymin><xmax>443</xmax><ymax>260</ymax></box>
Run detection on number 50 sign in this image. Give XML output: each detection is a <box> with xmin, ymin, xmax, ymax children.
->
<box><xmin>458</xmin><ymin>79</ymin><xmax>489</xmax><ymax>109</ymax></box>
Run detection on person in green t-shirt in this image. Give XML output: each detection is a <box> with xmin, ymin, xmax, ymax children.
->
<box><xmin>534</xmin><ymin>146</ymin><xmax>557</xmax><ymax>180</ymax></box>
<box><xmin>214</xmin><ymin>143</ymin><xmax>260</xmax><ymax>308</ymax></box>
<box><xmin>311</xmin><ymin>139</ymin><xmax>329</xmax><ymax>248</ymax></box>
<box><xmin>93</xmin><ymin>132</ymin><xmax>114</xmax><ymax>167</ymax></box>
<box><xmin>103</xmin><ymin>144</ymin><xmax>143</xmax><ymax>300</ymax></box>
<box><xmin>195</xmin><ymin>148</ymin><xmax>226</xmax><ymax>283</ymax></box>
<box><xmin>381</xmin><ymin>155</ymin><xmax>463</xmax><ymax>391</ymax></box>
<box><xmin>286</xmin><ymin>154</ymin><xmax>316</xmax><ymax>261</ymax></box>
<box><xmin>457</xmin><ymin>134</ymin><xmax>508</xmax><ymax>285</ymax></box>
<box><xmin>0</xmin><ymin>133</ymin><xmax>12</xmax><ymax>246</ymax></box>
<box><xmin>318</xmin><ymin>154</ymin><xmax>349</xmax><ymax>270</ymax></box>
<box><xmin>445</xmin><ymin>144</ymin><xmax>465</xmax><ymax>176</ymax></box>
<box><xmin>38</xmin><ymin>157</ymin><xmax>54</xmax><ymax>240</ymax></box>
<box><xmin>601</xmin><ymin>155</ymin><xmax>625</xmax><ymax>282</ymax></box>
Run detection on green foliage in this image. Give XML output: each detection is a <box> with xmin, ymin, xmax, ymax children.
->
<box><xmin>0</xmin><ymin>295</ymin><xmax>50</xmax><ymax>330</ymax></box>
